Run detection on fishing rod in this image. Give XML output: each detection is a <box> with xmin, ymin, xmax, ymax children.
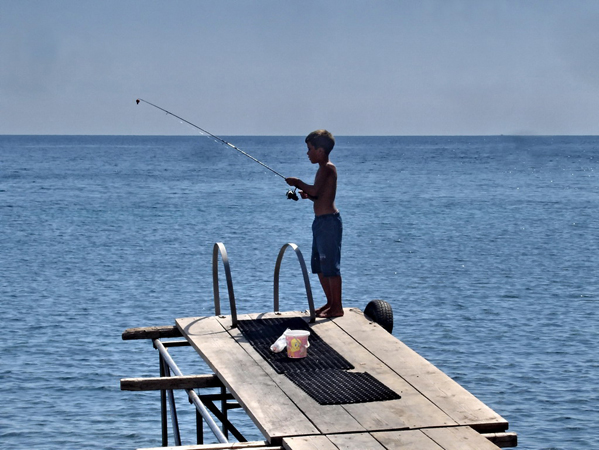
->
<box><xmin>136</xmin><ymin>98</ymin><xmax>298</xmax><ymax>200</ymax></box>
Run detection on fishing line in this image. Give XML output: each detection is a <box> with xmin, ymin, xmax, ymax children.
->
<box><xmin>136</xmin><ymin>98</ymin><xmax>288</xmax><ymax>178</ymax></box>
<box><xmin>136</xmin><ymin>99</ymin><xmax>298</xmax><ymax>200</ymax></box>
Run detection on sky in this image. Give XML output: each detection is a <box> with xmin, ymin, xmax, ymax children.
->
<box><xmin>1</xmin><ymin>0</ymin><xmax>599</xmax><ymax>136</ymax></box>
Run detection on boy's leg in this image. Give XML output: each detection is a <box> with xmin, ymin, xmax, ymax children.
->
<box><xmin>316</xmin><ymin>273</ymin><xmax>331</xmax><ymax>313</ymax></box>
<box><xmin>312</xmin><ymin>213</ymin><xmax>343</xmax><ymax>316</ymax></box>
<box><xmin>316</xmin><ymin>274</ymin><xmax>343</xmax><ymax>318</ymax></box>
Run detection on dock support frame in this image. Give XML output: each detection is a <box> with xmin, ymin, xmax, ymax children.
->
<box><xmin>154</xmin><ymin>338</ymin><xmax>229</xmax><ymax>444</ymax></box>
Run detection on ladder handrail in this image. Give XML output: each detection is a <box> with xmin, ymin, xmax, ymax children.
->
<box><xmin>273</xmin><ymin>243</ymin><xmax>315</xmax><ymax>323</ymax></box>
<box><xmin>212</xmin><ymin>242</ymin><xmax>238</xmax><ymax>328</ymax></box>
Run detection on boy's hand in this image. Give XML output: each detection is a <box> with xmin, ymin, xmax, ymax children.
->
<box><xmin>285</xmin><ymin>177</ymin><xmax>299</xmax><ymax>187</ymax></box>
<box><xmin>299</xmin><ymin>190</ymin><xmax>309</xmax><ymax>199</ymax></box>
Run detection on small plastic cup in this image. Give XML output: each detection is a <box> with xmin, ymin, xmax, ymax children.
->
<box><xmin>285</xmin><ymin>330</ymin><xmax>311</xmax><ymax>358</ymax></box>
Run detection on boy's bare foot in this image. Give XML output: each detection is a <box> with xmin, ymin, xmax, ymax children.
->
<box><xmin>316</xmin><ymin>308</ymin><xmax>344</xmax><ymax>318</ymax></box>
<box><xmin>314</xmin><ymin>304</ymin><xmax>330</xmax><ymax>315</ymax></box>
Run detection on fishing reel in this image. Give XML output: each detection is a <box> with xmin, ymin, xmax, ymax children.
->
<box><xmin>286</xmin><ymin>188</ymin><xmax>299</xmax><ymax>201</ymax></box>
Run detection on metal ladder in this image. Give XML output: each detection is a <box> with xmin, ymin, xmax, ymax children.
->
<box><xmin>212</xmin><ymin>242</ymin><xmax>316</xmax><ymax>327</ymax></box>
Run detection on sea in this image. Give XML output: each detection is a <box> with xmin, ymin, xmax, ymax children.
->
<box><xmin>1</xmin><ymin>135</ymin><xmax>597</xmax><ymax>450</ymax></box>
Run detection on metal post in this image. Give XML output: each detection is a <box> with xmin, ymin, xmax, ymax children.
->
<box><xmin>196</xmin><ymin>408</ymin><xmax>203</xmax><ymax>445</ymax></box>
<box><xmin>159</xmin><ymin>353</ymin><xmax>168</xmax><ymax>446</ymax></box>
<box><xmin>221</xmin><ymin>385</ymin><xmax>228</xmax><ymax>438</ymax></box>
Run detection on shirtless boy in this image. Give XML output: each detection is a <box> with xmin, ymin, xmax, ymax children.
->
<box><xmin>286</xmin><ymin>130</ymin><xmax>343</xmax><ymax>318</ymax></box>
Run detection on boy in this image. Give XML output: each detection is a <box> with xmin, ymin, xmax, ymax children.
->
<box><xmin>286</xmin><ymin>130</ymin><xmax>343</xmax><ymax>318</ymax></box>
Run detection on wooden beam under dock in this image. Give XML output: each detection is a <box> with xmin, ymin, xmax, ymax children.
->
<box><xmin>121</xmin><ymin>374</ymin><xmax>223</xmax><ymax>391</ymax></box>
<box><xmin>122</xmin><ymin>325</ymin><xmax>182</xmax><ymax>340</ymax></box>
<box><xmin>481</xmin><ymin>432</ymin><xmax>519</xmax><ymax>448</ymax></box>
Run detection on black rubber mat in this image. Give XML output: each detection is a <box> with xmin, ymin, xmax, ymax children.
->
<box><xmin>286</xmin><ymin>370</ymin><xmax>402</xmax><ymax>405</ymax></box>
<box><xmin>237</xmin><ymin>317</ymin><xmax>354</xmax><ymax>374</ymax></box>
<box><xmin>237</xmin><ymin>317</ymin><xmax>400</xmax><ymax>405</ymax></box>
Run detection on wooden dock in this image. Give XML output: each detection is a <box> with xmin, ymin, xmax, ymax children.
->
<box><xmin>122</xmin><ymin>308</ymin><xmax>517</xmax><ymax>450</ymax></box>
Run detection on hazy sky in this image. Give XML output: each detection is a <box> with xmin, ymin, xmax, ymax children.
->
<box><xmin>2</xmin><ymin>0</ymin><xmax>599</xmax><ymax>135</ymax></box>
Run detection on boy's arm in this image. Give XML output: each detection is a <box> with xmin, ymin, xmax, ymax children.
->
<box><xmin>300</xmin><ymin>190</ymin><xmax>316</xmax><ymax>201</ymax></box>
<box><xmin>286</xmin><ymin>177</ymin><xmax>317</xmax><ymax>199</ymax></box>
<box><xmin>286</xmin><ymin>165</ymin><xmax>333</xmax><ymax>199</ymax></box>
<box><xmin>285</xmin><ymin>177</ymin><xmax>315</xmax><ymax>200</ymax></box>
<box><xmin>285</xmin><ymin>177</ymin><xmax>311</xmax><ymax>195</ymax></box>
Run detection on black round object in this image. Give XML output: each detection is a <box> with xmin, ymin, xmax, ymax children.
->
<box><xmin>364</xmin><ymin>300</ymin><xmax>393</xmax><ymax>333</ymax></box>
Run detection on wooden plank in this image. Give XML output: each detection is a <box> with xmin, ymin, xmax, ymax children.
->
<box><xmin>178</xmin><ymin>316</ymin><xmax>227</xmax><ymax>337</ymax></box>
<box><xmin>285</xmin><ymin>429</ymin><xmax>504</xmax><ymax>450</ymax></box>
<box><xmin>423</xmin><ymin>426</ymin><xmax>501</xmax><ymax>450</ymax></box>
<box><xmin>332</xmin><ymin>309</ymin><xmax>508</xmax><ymax>432</ymax></box>
<box><xmin>176</xmin><ymin>316</ymin><xmax>320</xmax><ymax>442</ymax></box>
<box><xmin>122</xmin><ymin>325</ymin><xmax>182</xmax><ymax>340</ymax></box>
<box><xmin>120</xmin><ymin>374</ymin><xmax>222</xmax><ymax>391</ymax></box>
<box><xmin>371</xmin><ymin>429</ymin><xmax>445</xmax><ymax>449</ymax></box>
<box><xmin>310</xmin><ymin>316</ymin><xmax>456</xmax><ymax>431</ymax></box>
<box><xmin>220</xmin><ymin>313</ymin><xmax>366</xmax><ymax>435</ymax></box>
<box><xmin>328</xmin><ymin>432</ymin><xmax>388</xmax><ymax>449</ymax></box>
<box><xmin>282</xmin><ymin>436</ymin><xmax>339</xmax><ymax>450</ymax></box>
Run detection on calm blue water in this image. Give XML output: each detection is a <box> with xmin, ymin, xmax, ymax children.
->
<box><xmin>1</xmin><ymin>135</ymin><xmax>597</xmax><ymax>449</ymax></box>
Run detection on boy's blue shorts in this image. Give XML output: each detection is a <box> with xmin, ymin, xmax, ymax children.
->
<box><xmin>311</xmin><ymin>212</ymin><xmax>342</xmax><ymax>277</ymax></box>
